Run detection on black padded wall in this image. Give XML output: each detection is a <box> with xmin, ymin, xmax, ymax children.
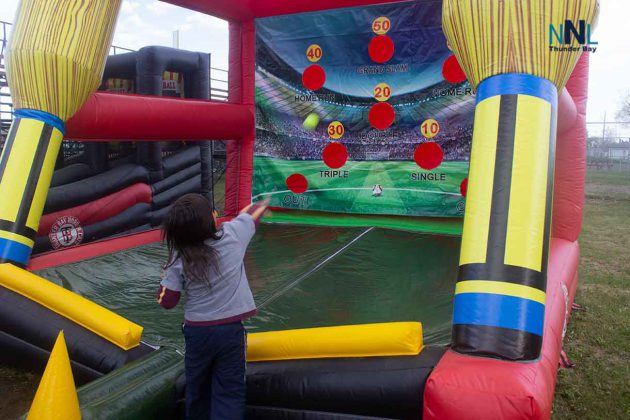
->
<box><xmin>102</xmin><ymin>46</ymin><xmax>211</xmax><ymax>183</ymax></box>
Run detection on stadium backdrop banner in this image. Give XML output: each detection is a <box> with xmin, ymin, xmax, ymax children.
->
<box><xmin>253</xmin><ymin>1</ymin><xmax>475</xmax><ymax>217</ymax></box>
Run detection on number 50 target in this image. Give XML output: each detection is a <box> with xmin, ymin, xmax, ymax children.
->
<box><xmin>372</xmin><ymin>16</ymin><xmax>391</xmax><ymax>35</ymax></box>
<box><xmin>421</xmin><ymin>119</ymin><xmax>440</xmax><ymax>139</ymax></box>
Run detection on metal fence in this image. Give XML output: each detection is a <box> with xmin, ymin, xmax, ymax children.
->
<box><xmin>1</xmin><ymin>21</ymin><xmax>12</xmax><ymax>140</ymax></box>
<box><xmin>586</xmin><ymin>121</ymin><xmax>630</xmax><ymax>171</ymax></box>
<box><xmin>587</xmin><ymin>144</ymin><xmax>630</xmax><ymax>171</ymax></box>
<box><xmin>210</xmin><ymin>66</ymin><xmax>228</xmax><ymax>101</ymax></box>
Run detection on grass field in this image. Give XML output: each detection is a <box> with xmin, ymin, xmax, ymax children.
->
<box><xmin>553</xmin><ymin>169</ymin><xmax>630</xmax><ymax>419</ymax></box>
<box><xmin>0</xmin><ymin>366</ymin><xmax>38</xmax><ymax>418</ymax></box>
<box><xmin>253</xmin><ymin>157</ymin><xmax>468</xmax><ymax>217</ymax></box>
<box><xmin>1</xmin><ymin>169</ymin><xmax>628</xmax><ymax>418</ymax></box>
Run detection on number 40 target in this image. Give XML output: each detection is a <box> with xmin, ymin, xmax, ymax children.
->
<box><xmin>306</xmin><ymin>44</ymin><xmax>323</xmax><ymax>62</ymax></box>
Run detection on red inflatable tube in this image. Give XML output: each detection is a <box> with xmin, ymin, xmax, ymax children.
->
<box><xmin>224</xmin><ymin>20</ymin><xmax>256</xmax><ymax>216</ymax></box>
<box><xmin>553</xmin><ymin>53</ymin><xmax>590</xmax><ymax>242</ymax></box>
<box><xmin>423</xmin><ymin>238</ymin><xmax>580</xmax><ymax>419</ymax></box>
<box><xmin>29</xmin><ymin>216</ymin><xmax>233</xmax><ymax>271</ymax></box>
<box><xmin>38</xmin><ymin>183</ymin><xmax>152</xmax><ymax>236</ymax></box>
<box><xmin>65</xmin><ymin>92</ymin><xmax>254</xmax><ymax>141</ymax></box>
<box><xmin>556</xmin><ymin>87</ymin><xmax>578</xmax><ymax>136</ymax></box>
<box><xmin>164</xmin><ymin>0</ymin><xmax>404</xmax><ymax>21</ymax></box>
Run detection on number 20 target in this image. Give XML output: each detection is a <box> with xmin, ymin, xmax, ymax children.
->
<box><xmin>373</xmin><ymin>83</ymin><xmax>392</xmax><ymax>102</ymax></box>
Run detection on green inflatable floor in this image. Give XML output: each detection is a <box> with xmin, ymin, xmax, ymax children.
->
<box><xmin>37</xmin><ymin>223</ymin><xmax>461</xmax><ymax>348</ymax></box>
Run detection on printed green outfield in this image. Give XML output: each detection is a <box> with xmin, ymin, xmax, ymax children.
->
<box><xmin>253</xmin><ymin>156</ymin><xmax>469</xmax><ymax>217</ymax></box>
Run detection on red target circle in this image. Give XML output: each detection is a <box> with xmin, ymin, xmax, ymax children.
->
<box><xmin>302</xmin><ymin>64</ymin><xmax>326</xmax><ymax>91</ymax></box>
<box><xmin>368</xmin><ymin>35</ymin><xmax>395</xmax><ymax>63</ymax></box>
<box><xmin>286</xmin><ymin>173</ymin><xmax>308</xmax><ymax>194</ymax></box>
<box><xmin>460</xmin><ymin>178</ymin><xmax>468</xmax><ymax>197</ymax></box>
<box><xmin>368</xmin><ymin>102</ymin><xmax>395</xmax><ymax>130</ymax></box>
<box><xmin>414</xmin><ymin>142</ymin><xmax>444</xmax><ymax>170</ymax></box>
<box><xmin>322</xmin><ymin>142</ymin><xmax>348</xmax><ymax>169</ymax></box>
<box><xmin>442</xmin><ymin>54</ymin><xmax>467</xmax><ymax>83</ymax></box>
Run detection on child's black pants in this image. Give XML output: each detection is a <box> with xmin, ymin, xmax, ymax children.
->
<box><xmin>183</xmin><ymin>321</ymin><xmax>246</xmax><ymax>420</ymax></box>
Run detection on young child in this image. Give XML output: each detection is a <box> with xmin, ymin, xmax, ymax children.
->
<box><xmin>157</xmin><ymin>193</ymin><xmax>268</xmax><ymax>420</ymax></box>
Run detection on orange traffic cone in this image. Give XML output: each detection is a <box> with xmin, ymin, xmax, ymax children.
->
<box><xmin>27</xmin><ymin>331</ymin><xmax>80</xmax><ymax>420</ymax></box>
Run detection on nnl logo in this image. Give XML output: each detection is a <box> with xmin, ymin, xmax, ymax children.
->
<box><xmin>549</xmin><ymin>20</ymin><xmax>598</xmax><ymax>52</ymax></box>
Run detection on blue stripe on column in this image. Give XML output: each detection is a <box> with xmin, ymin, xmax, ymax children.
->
<box><xmin>0</xmin><ymin>237</ymin><xmax>32</xmax><ymax>265</ymax></box>
<box><xmin>476</xmin><ymin>73</ymin><xmax>558</xmax><ymax>106</ymax></box>
<box><xmin>453</xmin><ymin>292</ymin><xmax>545</xmax><ymax>336</ymax></box>
<box><xmin>14</xmin><ymin>109</ymin><xmax>65</xmax><ymax>133</ymax></box>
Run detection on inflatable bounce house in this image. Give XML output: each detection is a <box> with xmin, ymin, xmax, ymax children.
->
<box><xmin>33</xmin><ymin>45</ymin><xmax>217</xmax><ymax>253</ymax></box>
<box><xmin>0</xmin><ymin>0</ymin><xmax>598</xmax><ymax>418</ymax></box>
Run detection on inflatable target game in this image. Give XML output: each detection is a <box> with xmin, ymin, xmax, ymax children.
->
<box><xmin>253</xmin><ymin>2</ymin><xmax>474</xmax><ymax>217</ymax></box>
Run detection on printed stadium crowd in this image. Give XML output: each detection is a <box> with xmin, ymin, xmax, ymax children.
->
<box><xmin>255</xmin><ymin>111</ymin><xmax>472</xmax><ymax>162</ymax></box>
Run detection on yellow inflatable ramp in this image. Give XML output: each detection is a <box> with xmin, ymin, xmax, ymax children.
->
<box><xmin>247</xmin><ymin>322</ymin><xmax>423</xmax><ymax>362</ymax></box>
<box><xmin>0</xmin><ymin>263</ymin><xmax>142</xmax><ymax>350</ymax></box>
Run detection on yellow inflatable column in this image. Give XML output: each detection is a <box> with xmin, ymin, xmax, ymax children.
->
<box><xmin>442</xmin><ymin>0</ymin><xmax>598</xmax><ymax>360</ymax></box>
<box><xmin>0</xmin><ymin>0</ymin><xmax>121</xmax><ymax>266</ymax></box>
<box><xmin>27</xmin><ymin>331</ymin><xmax>80</xmax><ymax>420</ymax></box>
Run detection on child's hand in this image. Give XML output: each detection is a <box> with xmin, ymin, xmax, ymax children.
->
<box><xmin>240</xmin><ymin>199</ymin><xmax>270</xmax><ymax>223</ymax></box>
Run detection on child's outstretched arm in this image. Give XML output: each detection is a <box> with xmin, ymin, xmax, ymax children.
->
<box><xmin>239</xmin><ymin>199</ymin><xmax>270</xmax><ymax>228</ymax></box>
<box><xmin>222</xmin><ymin>199</ymin><xmax>270</xmax><ymax>254</ymax></box>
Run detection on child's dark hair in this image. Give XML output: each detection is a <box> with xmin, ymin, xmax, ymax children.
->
<box><xmin>162</xmin><ymin>193</ymin><xmax>220</xmax><ymax>284</ymax></box>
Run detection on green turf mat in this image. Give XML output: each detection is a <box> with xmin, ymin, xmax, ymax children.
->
<box><xmin>37</xmin><ymin>224</ymin><xmax>459</xmax><ymax>346</ymax></box>
<box><xmin>264</xmin><ymin>210</ymin><xmax>463</xmax><ymax>236</ymax></box>
<box><xmin>249</xmin><ymin>227</ymin><xmax>460</xmax><ymax>344</ymax></box>
<box><xmin>78</xmin><ymin>348</ymin><xmax>184</xmax><ymax>420</ymax></box>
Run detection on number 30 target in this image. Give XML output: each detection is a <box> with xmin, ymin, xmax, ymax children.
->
<box><xmin>328</xmin><ymin>121</ymin><xmax>345</xmax><ymax>139</ymax></box>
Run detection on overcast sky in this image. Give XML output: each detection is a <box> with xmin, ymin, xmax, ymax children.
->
<box><xmin>0</xmin><ymin>0</ymin><xmax>230</xmax><ymax>74</ymax></box>
<box><xmin>1</xmin><ymin>0</ymin><xmax>628</xmax><ymax>137</ymax></box>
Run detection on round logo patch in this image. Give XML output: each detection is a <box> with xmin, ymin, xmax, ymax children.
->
<box><xmin>49</xmin><ymin>216</ymin><xmax>84</xmax><ymax>249</ymax></box>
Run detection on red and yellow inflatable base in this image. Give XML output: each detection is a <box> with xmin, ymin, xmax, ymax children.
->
<box><xmin>425</xmin><ymin>239</ymin><xmax>579</xmax><ymax>419</ymax></box>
